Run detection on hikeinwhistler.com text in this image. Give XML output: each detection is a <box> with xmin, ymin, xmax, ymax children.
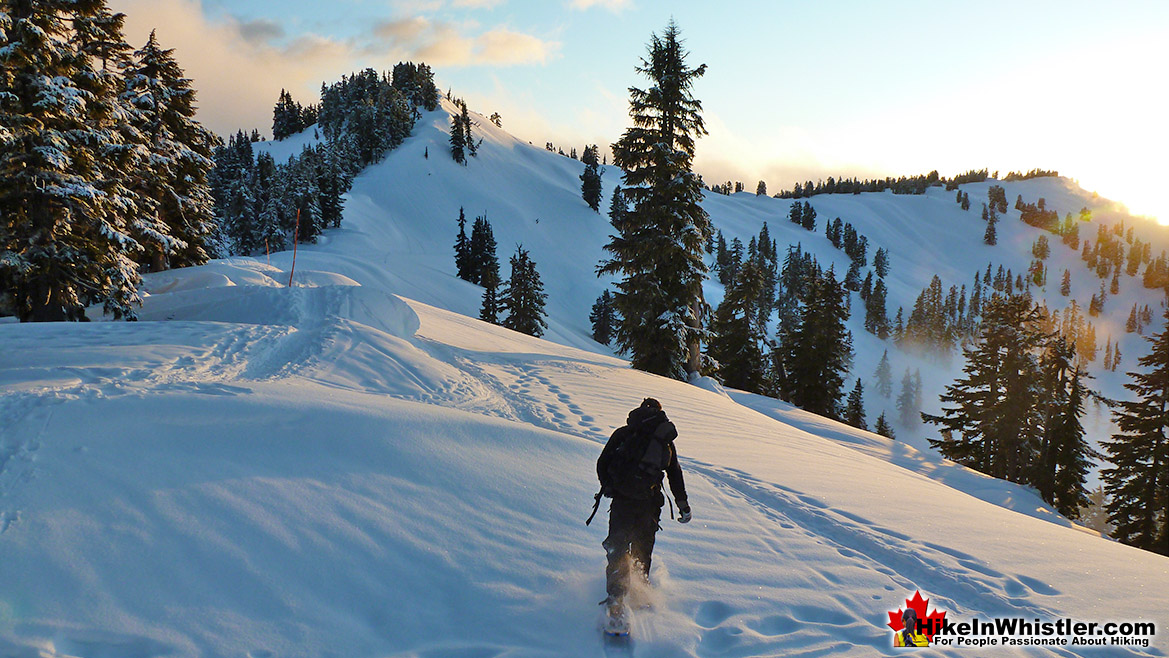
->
<box><xmin>923</xmin><ymin>617</ymin><xmax>1156</xmax><ymax>648</ymax></box>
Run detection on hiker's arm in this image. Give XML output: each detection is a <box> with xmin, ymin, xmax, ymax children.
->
<box><xmin>665</xmin><ymin>437</ymin><xmax>687</xmax><ymax>508</ymax></box>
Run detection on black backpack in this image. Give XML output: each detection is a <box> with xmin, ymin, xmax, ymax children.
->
<box><xmin>605</xmin><ymin>410</ymin><xmax>677</xmax><ymax>500</ymax></box>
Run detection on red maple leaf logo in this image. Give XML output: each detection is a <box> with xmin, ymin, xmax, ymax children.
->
<box><xmin>887</xmin><ymin>590</ymin><xmax>947</xmax><ymax>641</ymax></box>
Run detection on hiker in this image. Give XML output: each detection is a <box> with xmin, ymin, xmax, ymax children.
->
<box><xmin>895</xmin><ymin>607</ymin><xmax>929</xmax><ymax>647</ymax></box>
<box><xmin>595</xmin><ymin>397</ymin><xmax>690</xmax><ymax>608</ymax></box>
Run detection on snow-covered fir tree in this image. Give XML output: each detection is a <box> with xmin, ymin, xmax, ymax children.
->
<box><xmin>468</xmin><ymin>214</ymin><xmax>497</xmax><ymax>287</ymax></box>
<box><xmin>1104</xmin><ymin>309</ymin><xmax>1169</xmax><ymax>555</ymax></box>
<box><xmin>924</xmin><ymin>295</ymin><xmax>1051</xmax><ymax>485</ymax></box>
<box><xmin>123</xmin><ymin>30</ymin><xmax>217</xmax><ymax>270</ymax></box>
<box><xmin>598</xmin><ymin>20</ymin><xmax>711</xmax><ymax>379</ymax></box>
<box><xmin>580</xmin><ymin>144</ymin><xmax>603</xmax><ymax>212</ymax></box>
<box><xmin>874</xmin><ymin>349</ymin><xmax>893</xmax><ymax>398</ymax></box>
<box><xmin>454</xmin><ymin>207</ymin><xmax>472</xmax><ymax>281</ymax></box>
<box><xmin>707</xmin><ymin>259</ymin><xmax>767</xmax><ymax>393</ymax></box>
<box><xmin>500</xmin><ymin>246</ymin><xmax>548</xmax><ymax>337</ymax></box>
<box><xmin>0</xmin><ymin>0</ymin><xmax>142</xmax><ymax>320</ymax></box>
<box><xmin>844</xmin><ymin>379</ymin><xmax>867</xmax><ymax>430</ymax></box>
<box><xmin>778</xmin><ymin>267</ymin><xmax>852</xmax><ymax>419</ymax></box>
<box><xmin>590</xmin><ymin>290</ymin><xmax>617</xmax><ymax>345</ymax></box>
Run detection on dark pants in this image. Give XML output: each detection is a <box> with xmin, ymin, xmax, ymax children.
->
<box><xmin>603</xmin><ymin>496</ymin><xmax>661</xmax><ymax>600</ymax></box>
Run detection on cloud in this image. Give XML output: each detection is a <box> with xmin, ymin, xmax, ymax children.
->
<box><xmin>567</xmin><ymin>0</ymin><xmax>631</xmax><ymax>12</ymax></box>
<box><xmin>478</xmin><ymin>28</ymin><xmax>555</xmax><ymax>65</ymax></box>
<box><xmin>370</xmin><ymin>18</ymin><xmax>558</xmax><ymax>67</ymax></box>
<box><xmin>111</xmin><ymin>0</ymin><xmax>356</xmax><ymax>138</ymax></box>
<box><xmin>236</xmin><ymin>18</ymin><xmax>284</xmax><ymax>45</ymax></box>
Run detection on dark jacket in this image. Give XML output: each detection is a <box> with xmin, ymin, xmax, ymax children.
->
<box><xmin>597</xmin><ymin>406</ymin><xmax>688</xmax><ymax>507</ymax></box>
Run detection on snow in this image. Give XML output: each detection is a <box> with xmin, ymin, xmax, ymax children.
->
<box><xmin>2</xmin><ymin>98</ymin><xmax>1168</xmax><ymax>656</ymax></box>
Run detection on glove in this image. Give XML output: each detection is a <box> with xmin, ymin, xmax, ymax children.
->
<box><xmin>678</xmin><ymin>504</ymin><xmax>691</xmax><ymax>524</ymax></box>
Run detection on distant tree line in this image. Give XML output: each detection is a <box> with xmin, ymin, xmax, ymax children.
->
<box><xmin>1003</xmin><ymin>168</ymin><xmax>1058</xmax><ymax>181</ymax></box>
<box><xmin>776</xmin><ymin>170</ymin><xmax>949</xmax><ymax>199</ymax></box>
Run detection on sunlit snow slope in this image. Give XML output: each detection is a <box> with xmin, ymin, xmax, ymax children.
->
<box><xmin>1</xmin><ymin>99</ymin><xmax>1167</xmax><ymax>657</ymax></box>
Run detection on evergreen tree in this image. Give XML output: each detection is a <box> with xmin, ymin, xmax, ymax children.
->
<box><xmin>454</xmin><ymin>207</ymin><xmax>471</xmax><ymax>280</ymax></box>
<box><xmin>580</xmin><ymin>144</ymin><xmax>603</xmax><ymax>212</ymax></box>
<box><xmin>780</xmin><ymin>268</ymin><xmax>852</xmax><ymax>418</ymax></box>
<box><xmin>864</xmin><ymin>279</ymin><xmax>889</xmax><ymax>338</ymax></box>
<box><xmin>1103</xmin><ymin>309</ymin><xmax>1169</xmax><ymax>554</ymax></box>
<box><xmin>1050</xmin><ymin>371</ymin><xmax>1096</xmax><ymax>518</ymax></box>
<box><xmin>923</xmin><ymin>295</ymin><xmax>1047</xmax><ymax>483</ymax></box>
<box><xmin>875</xmin><ymin>412</ymin><xmax>895</xmax><ymax>439</ymax></box>
<box><xmin>875</xmin><ymin>349</ymin><xmax>893</xmax><ymax>398</ymax></box>
<box><xmin>460</xmin><ymin>99</ymin><xmax>476</xmax><ymax>158</ymax></box>
<box><xmin>844</xmin><ymin>379</ymin><xmax>867</xmax><ymax>430</ymax></box>
<box><xmin>1061</xmin><ymin>269</ymin><xmax>1071</xmax><ymax>296</ymax></box>
<box><xmin>896</xmin><ymin>368</ymin><xmax>916</xmax><ymax>426</ymax></box>
<box><xmin>590</xmin><ymin>290</ymin><xmax>617</xmax><ymax>345</ymax></box>
<box><xmin>788</xmin><ymin>201</ymin><xmax>803</xmax><ymax>226</ymax></box>
<box><xmin>708</xmin><ymin>259</ymin><xmax>767</xmax><ymax>392</ymax></box>
<box><xmin>449</xmin><ymin>108</ymin><xmax>466</xmax><ymax>164</ymax></box>
<box><xmin>599</xmin><ymin>21</ymin><xmax>710</xmax><ymax>379</ymax></box>
<box><xmin>873</xmin><ymin>247</ymin><xmax>889</xmax><ymax>278</ymax></box>
<box><xmin>479</xmin><ymin>268</ymin><xmax>500</xmax><ymax>324</ymax></box>
<box><xmin>272</xmin><ymin>88</ymin><xmax>304</xmax><ymax>140</ymax></box>
<box><xmin>984</xmin><ymin>211</ymin><xmax>998</xmax><ymax>245</ymax></box>
<box><xmin>1</xmin><ymin>0</ymin><xmax>143</xmax><ymax>320</ymax></box>
<box><xmin>501</xmin><ymin>246</ymin><xmax>548</xmax><ymax>337</ymax></box>
<box><xmin>801</xmin><ymin>201</ymin><xmax>817</xmax><ymax>231</ymax></box>
<box><xmin>756</xmin><ymin>180</ymin><xmax>766</xmax><ymax>196</ymax></box>
<box><xmin>468</xmin><ymin>214</ymin><xmax>498</xmax><ymax>286</ymax></box>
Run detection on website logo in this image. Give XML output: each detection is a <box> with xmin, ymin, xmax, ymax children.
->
<box><xmin>887</xmin><ymin>590</ymin><xmax>947</xmax><ymax>648</ymax></box>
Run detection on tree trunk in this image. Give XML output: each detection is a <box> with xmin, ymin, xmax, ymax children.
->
<box><xmin>686</xmin><ymin>294</ymin><xmax>703</xmax><ymax>377</ymax></box>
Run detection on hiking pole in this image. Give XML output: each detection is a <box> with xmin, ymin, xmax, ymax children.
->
<box><xmin>585</xmin><ymin>489</ymin><xmax>603</xmax><ymax>526</ymax></box>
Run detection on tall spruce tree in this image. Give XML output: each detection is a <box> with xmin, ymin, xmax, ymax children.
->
<box><xmin>875</xmin><ymin>412</ymin><xmax>895</xmax><ymax>439</ymax></box>
<box><xmin>844</xmin><ymin>379</ymin><xmax>868</xmax><ymax>430</ymax></box>
<box><xmin>590</xmin><ymin>290</ymin><xmax>617</xmax><ymax>345</ymax></box>
<box><xmin>449</xmin><ymin>107</ymin><xmax>466</xmax><ymax>164</ymax></box>
<box><xmin>598</xmin><ymin>21</ymin><xmax>711</xmax><ymax>379</ymax></box>
<box><xmin>607</xmin><ymin>185</ymin><xmax>626</xmax><ymax>226</ymax></box>
<box><xmin>874</xmin><ymin>349</ymin><xmax>893</xmax><ymax>398</ymax></box>
<box><xmin>123</xmin><ymin>30</ymin><xmax>217</xmax><ymax>270</ymax></box>
<box><xmin>1</xmin><ymin>0</ymin><xmax>142</xmax><ymax>320</ymax></box>
<box><xmin>500</xmin><ymin>246</ymin><xmax>548</xmax><ymax>337</ymax></box>
<box><xmin>454</xmin><ymin>207</ymin><xmax>471</xmax><ymax>280</ymax></box>
<box><xmin>460</xmin><ymin>100</ymin><xmax>476</xmax><ymax>157</ymax></box>
<box><xmin>779</xmin><ymin>267</ymin><xmax>852</xmax><ymax>418</ymax></box>
<box><xmin>1050</xmin><ymin>371</ymin><xmax>1095</xmax><ymax>518</ymax></box>
<box><xmin>708</xmin><ymin>259</ymin><xmax>767</xmax><ymax>392</ymax></box>
<box><xmin>896</xmin><ymin>368</ymin><xmax>917</xmax><ymax>426</ymax></box>
<box><xmin>468</xmin><ymin>214</ymin><xmax>497</xmax><ymax>286</ymax></box>
<box><xmin>924</xmin><ymin>295</ymin><xmax>1047</xmax><ymax>483</ymax></box>
<box><xmin>478</xmin><ymin>250</ymin><xmax>501</xmax><ymax>324</ymax></box>
<box><xmin>1103</xmin><ymin>309</ymin><xmax>1169</xmax><ymax>555</ymax></box>
<box><xmin>580</xmin><ymin>144</ymin><xmax>603</xmax><ymax>212</ymax></box>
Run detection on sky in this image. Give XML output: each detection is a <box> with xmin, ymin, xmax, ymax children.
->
<box><xmin>110</xmin><ymin>0</ymin><xmax>1169</xmax><ymax>222</ymax></box>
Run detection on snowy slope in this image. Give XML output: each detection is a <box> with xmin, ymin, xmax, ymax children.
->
<box><xmin>2</xmin><ymin>99</ymin><xmax>1168</xmax><ymax>657</ymax></box>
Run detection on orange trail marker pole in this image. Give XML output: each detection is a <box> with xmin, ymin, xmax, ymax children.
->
<box><xmin>288</xmin><ymin>208</ymin><xmax>300</xmax><ymax>287</ymax></box>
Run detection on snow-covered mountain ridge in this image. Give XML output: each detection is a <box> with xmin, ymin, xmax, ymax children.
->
<box><xmin>1</xmin><ymin>98</ymin><xmax>1167</xmax><ymax>657</ymax></box>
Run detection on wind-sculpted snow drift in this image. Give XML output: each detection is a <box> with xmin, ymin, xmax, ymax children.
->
<box><xmin>1</xmin><ymin>99</ymin><xmax>1167</xmax><ymax>657</ymax></box>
